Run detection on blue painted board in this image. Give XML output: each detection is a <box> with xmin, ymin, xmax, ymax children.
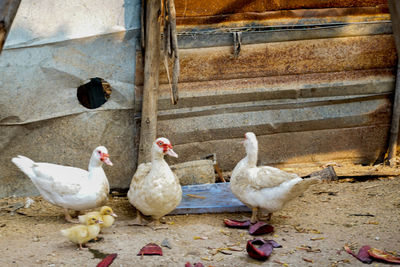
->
<box><xmin>171</xmin><ymin>182</ymin><xmax>251</xmax><ymax>215</ymax></box>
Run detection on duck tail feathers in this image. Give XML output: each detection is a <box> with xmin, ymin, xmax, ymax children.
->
<box><xmin>11</xmin><ymin>155</ymin><xmax>36</xmax><ymax>180</ymax></box>
<box><xmin>286</xmin><ymin>177</ymin><xmax>320</xmax><ymax>200</ymax></box>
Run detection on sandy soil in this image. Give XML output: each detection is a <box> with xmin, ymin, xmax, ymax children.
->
<box><xmin>0</xmin><ymin>176</ymin><xmax>399</xmax><ymax>267</ymax></box>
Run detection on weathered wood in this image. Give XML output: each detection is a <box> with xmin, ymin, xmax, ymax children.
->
<box><xmin>135</xmin><ymin>35</ymin><xmax>396</xmax><ymax>85</ymax></box>
<box><xmin>174</xmin><ymin>0</ymin><xmax>388</xmax><ymax>18</ymax></box>
<box><xmin>0</xmin><ymin>0</ymin><xmax>21</xmax><ymax>53</ymax></box>
<box><xmin>138</xmin><ymin>0</ymin><xmax>161</xmax><ymax>164</ymax></box>
<box><xmin>168</xmin><ymin>0</ymin><xmax>179</xmax><ymax>105</ymax></box>
<box><xmin>387</xmin><ymin>0</ymin><xmax>400</xmax><ymax>166</ymax></box>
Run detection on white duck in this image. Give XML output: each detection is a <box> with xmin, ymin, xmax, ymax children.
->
<box><xmin>230</xmin><ymin>132</ymin><xmax>320</xmax><ymax>223</ymax></box>
<box><xmin>11</xmin><ymin>146</ymin><xmax>113</xmax><ymax>223</ymax></box>
<box><xmin>127</xmin><ymin>137</ymin><xmax>182</xmax><ymax>226</ymax></box>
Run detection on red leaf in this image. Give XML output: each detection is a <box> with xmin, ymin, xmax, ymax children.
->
<box><xmin>137</xmin><ymin>243</ymin><xmax>163</xmax><ymax>256</ymax></box>
<box><xmin>246</xmin><ymin>239</ymin><xmax>281</xmax><ymax>261</ymax></box>
<box><xmin>344</xmin><ymin>245</ymin><xmax>372</xmax><ymax>264</ymax></box>
<box><xmin>368</xmin><ymin>248</ymin><xmax>400</xmax><ymax>264</ymax></box>
<box><xmin>224</xmin><ymin>219</ymin><xmax>251</xmax><ymax>228</ymax></box>
<box><xmin>249</xmin><ymin>222</ymin><xmax>274</xmax><ymax>235</ymax></box>
<box><xmin>96</xmin><ymin>253</ymin><xmax>117</xmax><ymax>267</ymax></box>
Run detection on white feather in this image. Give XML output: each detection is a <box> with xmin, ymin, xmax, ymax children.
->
<box><xmin>127</xmin><ymin>137</ymin><xmax>182</xmax><ymax>220</ymax></box>
<box><xmin>11</xmin><ymin>146</ymin><xmax>112</xmax><ymax>211</ymax></box>
<box><xmin>231</xmin><ymin>132</ymin><xmax>319</xmax><ymax>214</ymax></box>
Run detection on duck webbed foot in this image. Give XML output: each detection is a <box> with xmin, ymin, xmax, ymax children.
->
<box><xmin>128</xmin><ymin>210</ymin><xmax>151</xmax><ymax>226</ymax></box>
<box><xmin>257</xmin><ymin>210</ymin><xmax>273</xmax><ymax>222</ymax></box>
<box><xmin>64</xmin><ymin>208</ymin><xmax>79</xmax><ymax>224</ymax></box>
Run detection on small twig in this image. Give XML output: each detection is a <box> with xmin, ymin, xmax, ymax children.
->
<box><xmin>348</xmin><ymin>213</ymin><xmax>375</xmax><ymax>217</ymax></box>
<box><xmin>186</xmin><ymin>194</ymin><xmax>206</xmax><ymax>199</ymax></box>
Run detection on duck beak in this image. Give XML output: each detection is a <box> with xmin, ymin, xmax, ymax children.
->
<box><xmin>111</xmin><ymin>213</ymin><xmax>118</xmax><ymax>218</ymax></box>
<box><xmin>100</xmin><ymin>153</ymin><xmax>113</xmax><ymax>166</ymax></box>
<box><xmin>96</xmin><ymin>219</ymin><xmax>104</xmax><ymax>224</ymax></box>
<box><xmin>166</xmin><ymin>148</ymin><xmax>178</xmax><ymax>158</ymax></box>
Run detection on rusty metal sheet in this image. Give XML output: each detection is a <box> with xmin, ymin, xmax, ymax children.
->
<box><xmin>175</xmin><ymin>0</ymin><xmax>388</xmax><ymax>17</ymax></box>
<box><xmin>135</xmin><ymin>34</ymin><xmax>396</xmax><ymax>86</ymax></box>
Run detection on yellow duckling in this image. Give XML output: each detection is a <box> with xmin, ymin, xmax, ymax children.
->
<box><xmin>78</xmin><ymin>206</ymin><xmax>117</xmax><ymax>229</ymax></box>
<box><xmin>61</xmin><ymin>214</ymin><xmax>103</xmax><ymax>249</ymax></box>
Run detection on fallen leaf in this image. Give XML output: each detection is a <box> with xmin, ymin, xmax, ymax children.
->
<box><xmin>96</xmin><ymin>253</ymin><xmax>117</xmax><ymax>267</ymax></box>
<box><xmin>297</xmin><ymin>245</ymin><xmax>321</xmax><ymax>253</ymax></box>
<box><xmin>246</xmin><ymin>239</ymin><xmax>282</xmax><ymax>261</ymax></box>
<box><xmin>368</xmin><ymin>247</ymin><xmax>400</xmax><ymax>264</ymax></box>
<box><xmin>249</xmin><ymin>222</ymin><xmax>274</xmax><ymax>235</ymax></box>
<box><xmin>137</xmin><ymin>243</ymin><xmax>162</xmax><ymax>256</ymax></box>
<box><xmin>310</xmin><ymin>237</ymin><xmax>325</xmax><ymax>241</ymax></box>
<box><xmin>223</xmin><ymin>219</ymin><xmax>251</xmax><ymax>228</ymax></box>
<box><xmin>185</xmin><ymin>263</ymin><xmax>204</xmax><ymax>267</ymax></box>
<box><xmin>273</xmin><ymin>260</ymin><xmax>289</xmax><ymax>266</ymax></box>
<box><xmin>344</xmin><ymin>245</ymin><xmax>372</xmax><ymax>264</ymax></box>
<box><xmin>194</xmin><ymin>236</ymin><xmax>208</xmax><ymax>240</ymax></box>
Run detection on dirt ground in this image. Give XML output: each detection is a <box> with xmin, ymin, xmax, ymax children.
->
<box><xmin>0</xmin><ymin>176</ymin><xmax>399</xmax><ymax>267</ymax></box>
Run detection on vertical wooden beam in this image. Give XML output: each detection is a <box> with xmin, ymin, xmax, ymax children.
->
<box><xmin>0</xmin><ymin>0</ymin><xmax>21</xmax><ymax>54</ymax></box>
<box><xmin>387</xmin><ymin>0</ymin><xmax>400</xmax><ymax>166</ymax></box>
<box><xmin>138</xmin><ymin>0</ymin><xmax>161</xmax><ymax>164</ymax></box>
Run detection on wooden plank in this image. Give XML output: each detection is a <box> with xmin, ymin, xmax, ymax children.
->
<box><xmin>387</xmin><ymin>0</ymin><xmax>400</xmax><ymax>166</ymax></box>
<box><xmin>135</xmin><ymin>35</ymin><xmax>396</xmax><ymax>85</ymax></box>
<box><xmin>176</xmin><ymin>7</ymin><xmax>390</xmax><ymax>29</ymax></box>
<box><xmin>176</xmin><ymin>22</ymin><xmax>393</xmax><ymax>49</ymax></box>
<box><xmin>175</xmin><ymin>0</ymin><xmax>388</xmax><ymax>17</ymax></box>
<box><xmin>153</xmin><ymin>69</ymin><xmax>394</xmax><ymax>111</ymax></box>
<box><xmin>0</xmin><ymin>0</ymin><xmax>21</xmax><ymax>53</ymax></box>
<box><xmin>171</xmin><ymin>182</ymin><xmax>249</xmax><ymax>215</ymax></box>
<box><xmin>137</xmin><ymin>0</ymin><xmax>161</xmax><ymax>164</ymax></box>
<box><xmin>166</xmin><ymin>125</ymin><xmax>390</xmax><ymax>172</ymax></box>
<box><xmin>158</xmin><ymin>95</ymin><xmax>391</xmax><ymax>144</ymax></box>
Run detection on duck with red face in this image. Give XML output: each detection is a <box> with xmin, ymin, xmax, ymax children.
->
<box><xmin>128</xmin><ymin>137</ymin><xmax>181</xmax><ymax>227</ymax></box>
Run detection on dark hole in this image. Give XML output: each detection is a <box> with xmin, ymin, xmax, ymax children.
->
<box><xmin>77</xmin><ymin>77</ymin><xmax>112</xmax><ymax>109</ymax></box>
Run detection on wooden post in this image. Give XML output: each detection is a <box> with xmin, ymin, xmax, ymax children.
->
<box><xmin>138</xmin><ymin>0</ymin><xmax>161</xmax><ymax>164</ymax></box>
<box><xmin>0</xmin><ymin>0</ymin><xmax>21</xmax><ymax>54</ymax></box>
<box><xmin>387</xmin><ymin>0</ymin><xmax>400</xmax><ymax>166</ymax></box>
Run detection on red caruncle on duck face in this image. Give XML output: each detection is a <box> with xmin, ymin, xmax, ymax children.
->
<box><xmin>156</xmin><ymin>140</ymin><xmax>172</xmax><ymax>153</ymax></box>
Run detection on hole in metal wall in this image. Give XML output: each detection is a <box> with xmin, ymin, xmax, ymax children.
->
<box><xmin>77</xmin><ymin>77</ymin><xmax>112</xmax><ymax>109</ymax></box>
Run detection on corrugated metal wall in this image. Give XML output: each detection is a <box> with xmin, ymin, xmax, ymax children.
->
<box><xmin>134</xmin><ymin>0</ymin><xmax>397</xmax><ymax>171</ymax></box>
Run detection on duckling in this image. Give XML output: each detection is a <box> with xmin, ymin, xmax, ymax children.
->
<box><xmin>61</xmin><ymin>214</ymin><xmax>103</xmax><ymax>249</ymax></box>
<box><xmin>78</xmin><ymin>206</ymin><xmax>117</xmax><ymax>229</ymax></box>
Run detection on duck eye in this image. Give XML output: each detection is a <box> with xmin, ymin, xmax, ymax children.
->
<box><xmin>98</xmin><ymin>151</ymin><xmax>102</xmax><ymax>155</ymax></box>
<box><xmin>158</xmin><ymin>141</ymin><xmax>163</xmax><ymax>146</ymax></box>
